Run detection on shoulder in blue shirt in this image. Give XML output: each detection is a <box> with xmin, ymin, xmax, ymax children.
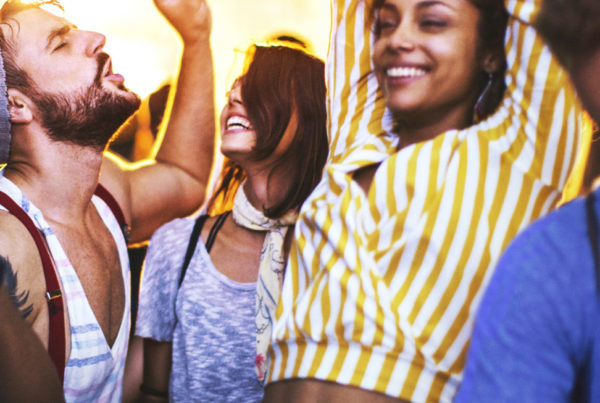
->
<box><xmin>455</xmin><ymin>189</ymin><xmax>600</xmax><ymax>402</ymax></box>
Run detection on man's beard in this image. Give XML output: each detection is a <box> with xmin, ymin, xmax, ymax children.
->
<box><xmin>29</xmin><ymin>55</ymin><xmax>141</xmax><ymax>150</ymax></box>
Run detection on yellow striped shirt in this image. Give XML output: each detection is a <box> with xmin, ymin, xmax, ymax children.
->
<box><xmin>269</xmin><ymin>0</ymin><xmax>589</xmax><ymax>401</ymax></box>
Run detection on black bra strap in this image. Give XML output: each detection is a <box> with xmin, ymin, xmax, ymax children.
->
<box><xmin>179</xmin><ymin>214</ymin><xmax>208</xmax><ymax>287</ymax></box>
<box><xmin>585</xmin><ymin>191</ymin><xmax>600</xmax><ymax>293</ymax></box>
<box><xmin>205</xmin><ymin>211</ymin><xmax>230</xmax><ymax>253</ymax></box>
<box><xmin>178</xmin><ymin>211</ymin><xmax>231</xmax><ymax>287</ymax></box>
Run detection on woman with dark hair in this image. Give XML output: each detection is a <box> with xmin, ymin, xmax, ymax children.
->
<box><xmin>134</xmin><ymin>43</ymin><xmax>327</xmax><ymax>403</ymax></box>
<box><xmin>264</xmin><ymin>0</ymin><xmax>589</xmax><ymax>402</ymax></box>
<box><xmin>370</xmin><ymin>0</ymin><xmax>508</xmax><ymax>141</ymax></box>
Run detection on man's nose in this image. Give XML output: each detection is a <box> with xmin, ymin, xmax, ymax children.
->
<box><xmin>83</xmin><ymin>31</ymin><xmax>106</xmax><ymax>57</ymax></box>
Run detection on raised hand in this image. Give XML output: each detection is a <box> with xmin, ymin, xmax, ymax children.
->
<box><xmin>153</xmin><ymin>0</ymin><xmax>211</xmax><ymax>44</ymax></box>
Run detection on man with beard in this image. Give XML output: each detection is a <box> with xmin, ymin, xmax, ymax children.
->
<box><xmin>0</xmin><ymin>0</ymin><xmax>214</xmax><ymax>401</ymax></box>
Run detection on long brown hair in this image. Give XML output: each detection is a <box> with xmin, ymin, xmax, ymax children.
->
<box><xmin>208</xmin><ymin>44</ymin><xmax>328</xmax><ymax>218</ymax></box>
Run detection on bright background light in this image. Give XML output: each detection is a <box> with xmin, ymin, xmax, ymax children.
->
<box><xmin>57</xmin><ymin>0</ymin><xmax>331</xmax><ymax>109</ymax></box>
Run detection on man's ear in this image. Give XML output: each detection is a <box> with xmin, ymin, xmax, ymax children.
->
<box><xmin>7</xmin><ymin>88</ymin><xmax>33</xmax><ymax>123</ymax></box>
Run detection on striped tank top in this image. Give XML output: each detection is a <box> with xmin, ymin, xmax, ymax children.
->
<box><xmin>0</xmin><ymin>175</ymin><xmax>130</xmax><ymax>403</ymax></box>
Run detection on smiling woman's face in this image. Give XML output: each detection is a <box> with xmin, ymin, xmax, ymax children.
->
<box><xmin>219</xmin><ymin>81</ymin><xmax>257</xmax><ymax>162</ymax></box>
<box><xmin>372</xmin><ymin>0</ymin><xmax>487</xmax><ymax>130</ymax></box>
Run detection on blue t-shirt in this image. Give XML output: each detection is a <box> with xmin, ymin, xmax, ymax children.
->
<box><xmin>455</xmin><ymin>189</ymin><xmax>600</xmax><ymax>402</ymax></box>
<box><xmin>136</xmin><ymin>217</ymin><xmax>263</xmax><ymax>403</ymax></box>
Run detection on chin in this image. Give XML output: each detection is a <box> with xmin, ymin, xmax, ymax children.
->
<box><xmin>104</xmin><ymin>80</ymin><xmax>136</xmax><ymax>96</ymax></box>
<box><xmin>118</xmin><ymin>88</ymin><xmax>139</xmax><ymax>103</ymax></box>
<box><xmin>221</xmin><ymin>138</ymin><xmax>255</xmax><ymax>160</ymax></box>
<box><xmin>386</xmin><ymin>100</ymin><xmax>424</xmax><ymax>115</ymax></box>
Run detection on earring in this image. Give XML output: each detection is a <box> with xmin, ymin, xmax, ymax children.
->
<box><xmin>474</xmin><ymin>72</ymin><xmax>494</xmax><ymax>122</ymax></box>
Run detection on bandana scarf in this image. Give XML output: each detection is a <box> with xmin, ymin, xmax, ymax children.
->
<box><xmin>232</xmin><ymin>185</ymin><xmax>298</xmax><ymax>383</ymax></box>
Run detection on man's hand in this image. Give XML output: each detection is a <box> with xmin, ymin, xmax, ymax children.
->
<box><xmin>153</xmin><ymin>0</ymin><xmax>211</xmax><ymax>44</ymax></box>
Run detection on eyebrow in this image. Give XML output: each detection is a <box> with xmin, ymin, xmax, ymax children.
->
<box><xmin>416</xmin><ymin>0</ymin><xmax>456</xmax><ymax>11</ymax></box>
<box><xmin>45</xmin><ymin>23</ymin><xmax>74</xmax><ymax>51</ymax></box>
<box><xmin>380</xmin><ymin>0</ymin><xmax>455</xmax><ymax>12</ymax></box>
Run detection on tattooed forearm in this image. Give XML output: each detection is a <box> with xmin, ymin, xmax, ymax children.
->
<box><xmin>0</xmin><ymin>255</ymin><xmax>34</xmax><ymax>319</ymax></box>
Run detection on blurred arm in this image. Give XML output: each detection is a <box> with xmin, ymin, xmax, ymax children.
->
<box><xmin>139</xmin><ymin>338</ymin><xmax>172</xmax><ymax>403</ymax></box>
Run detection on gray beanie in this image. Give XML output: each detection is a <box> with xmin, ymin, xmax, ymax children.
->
<box><xmin>0</xmin><ymin>47</ymin><xmax>10</xmax><ymax>164</ymax></box>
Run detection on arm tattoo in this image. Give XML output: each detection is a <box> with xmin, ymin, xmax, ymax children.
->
<box><xmin>0</xmin><ymin>255</ymin><xmax>34</xmax><ymax>319</ymax></box>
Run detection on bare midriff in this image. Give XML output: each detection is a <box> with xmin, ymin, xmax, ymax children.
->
<box><xmin>263</xmin><ymin>379</ymin><xmax>409</xmax><ymax>403</ymax></box>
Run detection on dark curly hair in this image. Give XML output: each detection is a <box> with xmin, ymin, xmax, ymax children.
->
<box><xmin>535</xmin><ymin>0</ymin><xmax>600</xmax><ymax>68</ymax></box>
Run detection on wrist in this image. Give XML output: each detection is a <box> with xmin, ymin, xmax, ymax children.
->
<box><xmin>181</xmin><ymin>33</ymin><xmax>211</xmax><ymax>49</ymax></box>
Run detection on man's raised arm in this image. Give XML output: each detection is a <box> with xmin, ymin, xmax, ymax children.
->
<box><xmin>100</xmin><ymin>0</ymin><xmax>215</xmax><ymax>243</ymax></box>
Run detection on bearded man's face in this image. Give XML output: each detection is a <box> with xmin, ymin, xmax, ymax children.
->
<box><xmin>30</xmin><ymin>53</ymin><xmax>141</xmax><ymax>149</ymax></box>
<box><xmin>1</xmin><ymin>7</ymin><xmax>141</xmax><ymax>149</ymax></box>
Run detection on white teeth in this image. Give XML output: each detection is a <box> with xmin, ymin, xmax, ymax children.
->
<box><xmin>226</xmin><ymin>116</ymin><xmax>252</xmax><ymax>130</ymax></box>
<box><xmin>387</xmin><ymin>67</ymin><xmax>427</xmax><ymax>78</ymax></box>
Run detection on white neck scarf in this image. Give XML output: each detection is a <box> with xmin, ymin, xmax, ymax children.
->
<box><xmin>232</xmin><ymin>184</ymin><xmax>298</xmax><ymax>383</ymax></box>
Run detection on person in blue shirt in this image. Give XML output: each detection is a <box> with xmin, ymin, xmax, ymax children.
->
<box><xmin>455</xmin><ymin>192</ymin><xmax>600</xmax><ymax>401</ymax></box>
<box><xmin>456</xmin><ymin>0</ymin><xmax>600</xmax><ymax>401</ymax></box>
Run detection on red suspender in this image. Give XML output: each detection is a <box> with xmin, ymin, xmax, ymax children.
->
<box><xmin>94</xmin><ymin>184</ymin><xmax>131</xmax><ymax>242</ymax></box>
<box><xmin>0</xmin><ymin>191</ymin><xmax>66</xmax><ymax>384</ymax></box>
<box><xmin>0</xmin><ymin>184</ymin><xmax>128</xmax><ymax>385</ymax></box>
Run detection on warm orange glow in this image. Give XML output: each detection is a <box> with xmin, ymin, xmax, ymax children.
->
<box><xmin>54</xmin><ymin>0</ymin><xmax>330</xmax><ymax>106</ymax></box>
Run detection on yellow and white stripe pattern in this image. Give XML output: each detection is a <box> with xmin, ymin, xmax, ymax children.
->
<box><xmin>269</xmin><ymin>0</ymin><xmax>589</xmax><ymax>401</ymax></box>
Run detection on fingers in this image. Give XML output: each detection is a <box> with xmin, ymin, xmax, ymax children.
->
<box><xmin>153</xmin><ymin>0</ymin><xmax>211</xmax><ymax>43</ymax></box>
